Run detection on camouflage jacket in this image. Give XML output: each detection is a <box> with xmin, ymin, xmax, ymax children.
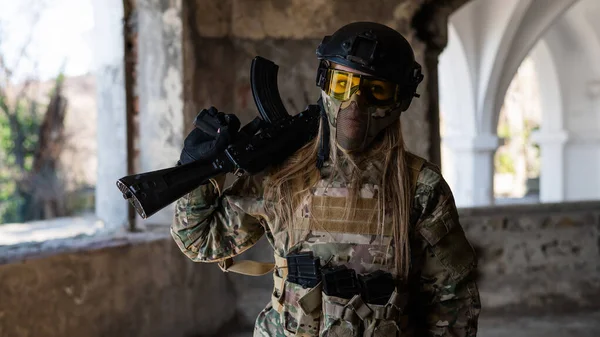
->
<box><xmin>171</xmin><ymin>153</ymin><xmax>481</xmax><ymax>337</ymax></box>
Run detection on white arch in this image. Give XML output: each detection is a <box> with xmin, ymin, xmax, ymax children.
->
<box><xmin>541</xmin><ymin>2</ymin><xmax>600</xmax><ymax>201</ymax></box>
<box><xmin>439</xmin><ymin>23</ymin><xmax>476</xmax><ymax>137</ymax></box>
<box><xmin>531</xmin><ymin>40</ymin><xmax>564</xmax><ymax>135</ymax></box>
<box><xmin>542</xmin><ymin>5</ymin><xmax>600</xmax><ymax>134</ymax></box>
<box><xmin>446</xmin><ymin>0</ymin><xmax>529</xmax><ymax>134</ymax></box>
<box><xmin>476</xmin><ymin>0</ymin><xmax>534</xmax><ymax>133</ymax></box>
<box><xmin>487</xmin><ymin>0</ymin><xmax>578</xmax><ymax>133</ymax></box>
<box><xmin>440</xmin><ymin>0</ymin><xmax>585</xmax><ymax>206</ymax></box>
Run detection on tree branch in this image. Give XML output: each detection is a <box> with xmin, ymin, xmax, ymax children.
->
<box><xmin>7</xmin><ymin>79</ymin><xmax>34</xmax><ymax>170</ymax></box>
<box><xmin>0</xmin><ymin>94</ymin><xmax>10</xmax><ymax>117</ymax></box>
<box><xmin>0</xmin><ymin>52</ymin><xmax>8</xmax><ymax>85</ymax></box>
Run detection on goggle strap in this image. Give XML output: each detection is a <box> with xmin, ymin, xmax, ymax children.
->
<box><xmin>316</xmin><ymin>61</ymin><xmax>329</xmax><ymax>89</ymax></box>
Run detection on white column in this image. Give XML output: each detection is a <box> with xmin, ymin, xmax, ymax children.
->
<box><xmin>136</xmin><ymin>0</ymin><xmax>184</xmax><ymax>227</ymax></box>
<box><xmin>442</xmin><ymin>134</ymin><xmax>500</xmax><ymax>207</ymax></box>
<box><xmin>91</xmin><ymin>0</ymin><xmax>128</xmax><ymax>229</ymax></box>
<box><xmin>530</xmin><ymin>130</ymin><xmax>568</xmax><ymax>203</ymax></box>
<box><xmin>564</xmin><ymin>132</ymin><xmax>600</xmax><ymax>201</ymax></box>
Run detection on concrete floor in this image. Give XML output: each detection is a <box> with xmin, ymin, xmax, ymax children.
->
<box><xmin>478</xmin><ymin>311</ymin><xmax>600</xmax><ymax>337</ymax></box>
<box><xmin>224</xmin><ymin>311</ymin><xmax>600</xmax><ymax>337</ymax></box>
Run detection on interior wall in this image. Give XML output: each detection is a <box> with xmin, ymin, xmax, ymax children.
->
<box><xmin>0</xmin><ymin>235</ymin><xmax>237</xmax><ymax>337</ymax></box>
<box><xmin>461</xmin><ymin>201</ymin><xmax>600</xmax><ymax>314</ymax></box>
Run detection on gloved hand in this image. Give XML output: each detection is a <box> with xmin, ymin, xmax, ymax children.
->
<box><xmin>178</xmin><ymin>106</ymin><xmax>241</xmax><ymax>165</ymax></box>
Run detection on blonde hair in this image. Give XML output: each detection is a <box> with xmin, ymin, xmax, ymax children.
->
<box><xmin>264</xmin><ymin>118</ymin><xmax>413</xmax><ymax>280</ymax></box>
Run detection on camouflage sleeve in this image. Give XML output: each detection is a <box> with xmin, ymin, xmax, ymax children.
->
<box><xmin>170</xmin><ymin>173</ymin><xmax>266</xmax><ymax>263</ymax></box>
<box><xmin>411</xmin><ymin>166</ymin><xmax>481</xmax><ymax>337</ymax></box>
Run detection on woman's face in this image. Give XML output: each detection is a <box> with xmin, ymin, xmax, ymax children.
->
<box><xmin>329</xmin><ymin>64</ymin><xmax>371</xmax><ymax>149</ymax></box>
<box><xmin>321</xmin><ymin>63</ymin><xmax>404</xmax><ymax>153</ymax></box>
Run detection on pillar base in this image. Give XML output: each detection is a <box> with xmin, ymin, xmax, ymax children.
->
<box><xmin>442</xmin><ymin>134</ymin><xmax>500</xmax><ymax>207</ymax></box>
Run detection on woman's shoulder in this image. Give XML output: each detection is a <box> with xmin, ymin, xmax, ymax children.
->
<box><xmin>406</xmin><ymin>151</ymin><xmax>453</xmax><ymax>217</ymax></box>
<box><xmin>405</xmin><ymin>151</ymin><xmax>443</xmax><ymax>189</ymax></box>
<box><xmin>406</xmin><ymin>154</ymin><xmax>477</xmax><ymax>284</ymax></box>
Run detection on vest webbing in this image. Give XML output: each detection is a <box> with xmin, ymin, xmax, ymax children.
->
<box><xmin>217</xmin><ymin>153</ymin><xmax>426</xmax><ymax>277</ymax></box>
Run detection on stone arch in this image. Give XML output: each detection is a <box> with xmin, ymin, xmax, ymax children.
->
<box><xmin>439</xmin><ymin>23</ymin><xmax>476</xmax><ymax>137</ymax></box>
<box><xmin>440</xmin><ymin>0</ymin><xmax>582</xmax><ymax>206</ymax></box>
<box><xmin>477</xmin><ymin>0</ymin><xmax>535</xmax><ymax>134</ymax></box>
<box><xmin>530</xmin><ymin>40</ymin><xmax>563</xmax><ymax>133</ymax></box>
<box><xmin>540</xmin><ymin>2</ymin><xmax>600</xmax><ymax>201</ymax></box>
<box><xmin>488</xmin><ymin>0</ymin><xmax>579</xmax><ymax>134</ymax></box>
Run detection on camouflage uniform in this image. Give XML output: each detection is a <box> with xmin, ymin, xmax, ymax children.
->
<box><xmin>171</xmin><ymin>152</ymin><xmax>481</xmax><ymax>336</ymax></box>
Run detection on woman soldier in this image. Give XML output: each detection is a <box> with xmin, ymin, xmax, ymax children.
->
<box><xmin>172</xmin><ymin>22</ymin><xmax>481</xmax><ymax>337</ymax></box>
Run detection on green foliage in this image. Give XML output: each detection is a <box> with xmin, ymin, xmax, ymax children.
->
<box><xmin>0</xmin><ymin>176</ymin><xmax>23</xmax><ymax>223</ymax></box>
<box><xmin>495</xmin><ymin>152</ymin><xmax>516</xmax><ymax>174</ymax></box>
<box><xmin>0</xmin><ymin>97</ymin><xmax>44</xmax><ymax>224</ymax></box>
<box><xmin>497</xmin><ymin>123</ymin><xmax>511</xmax><ymax>139</ymax></box>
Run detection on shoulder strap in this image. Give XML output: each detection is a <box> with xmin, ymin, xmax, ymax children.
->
<box><xmin>218</xmin><ymin>251</ymin><xmax>287</xmax><ymax>276</ymax></box>
<box><xmin>406</xmin><ymin>151</ymin><xmax>426</xmax><ymax>194</ymax></box>
<box><xmin>218</xmin><ymin>258</ymin><xmax>274</xmax><ymax>276</ymax></box>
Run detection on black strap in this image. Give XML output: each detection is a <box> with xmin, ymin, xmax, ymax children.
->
<box><xmin>316</xmin><ymin>97</ymin><xmax>330</xmax><ymax>169</ymax></box>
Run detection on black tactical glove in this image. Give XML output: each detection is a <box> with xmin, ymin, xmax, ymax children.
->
<box><xmin>178</xmin><ymin>106</ymin><xmax>241</xmax><ymax>165</ymax></box>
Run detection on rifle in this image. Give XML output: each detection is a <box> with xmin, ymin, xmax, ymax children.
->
<box><xmin>116</xmin><ymin>56</ymin><xmax>321</xmax><ymax>219</ymax></box>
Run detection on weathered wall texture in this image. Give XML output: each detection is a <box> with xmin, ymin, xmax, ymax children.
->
<box><xmin>461</xmin><ymin>201</ymin><xmax>600</xmax><ymax>315</ymax></box>
<box><xmin>182</xmin><ymin>0</ymin><xmax>469</xmax><ymax>164</ymax></box>
<box><xmin>0</xmin><ymin>234</ymin><xmax>237</xmax><ymax>337</ymax></box>
<box><xmin>137</xmin><ymin>0</ymin><xmax>185</xmax><ymax>227</ymax></box>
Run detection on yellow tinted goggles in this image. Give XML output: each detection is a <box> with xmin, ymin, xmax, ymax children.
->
<box><xmin>325</xmin><ymin>69</ymin><xmax>399</xmax><ymax>107</ymax></box>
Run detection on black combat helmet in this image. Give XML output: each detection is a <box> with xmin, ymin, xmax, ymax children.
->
<box><xmin>315</xmin><ymin>21</ymin><xmax>424</xmax><ymax>110</ymax></box>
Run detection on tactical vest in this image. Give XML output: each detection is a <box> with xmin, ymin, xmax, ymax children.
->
<box><xmin>218</xmin><ymin>154</ymin><xmax>426</xmax><ymax>336</ymax></box>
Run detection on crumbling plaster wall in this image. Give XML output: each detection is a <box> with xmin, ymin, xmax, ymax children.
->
<box><xmin>461</xmin><ymin>200</ymin><xmax>600</xmax><ymax>315</ymax></box>
<box><xmin>136</xmin><ymin>0</ymin><xmax>186</xmax><ymax>226</ymax></box>
<box><xmin>0</xmin><ymin>233</ymin><xmax>237</xmax><ymax>337</ymax></box>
